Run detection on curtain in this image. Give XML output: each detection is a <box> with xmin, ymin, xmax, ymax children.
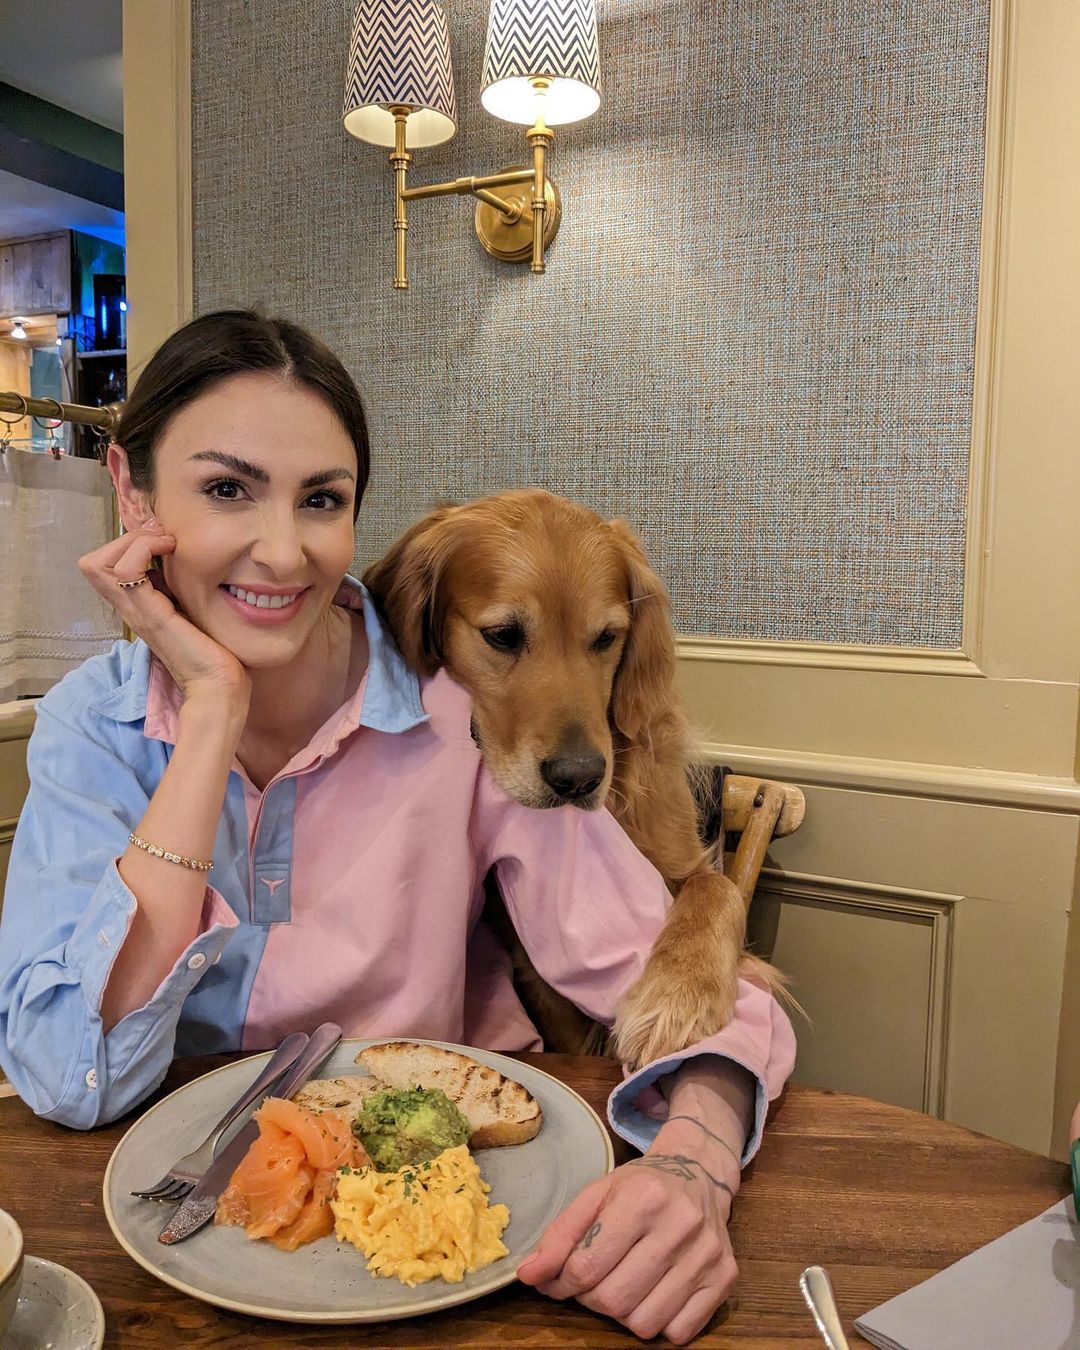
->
<box><xmin>0</xmin><ymin>447</ymin><xmax>122</xmax><ymax>702</ymax></box>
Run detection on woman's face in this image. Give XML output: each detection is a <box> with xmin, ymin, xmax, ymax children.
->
<box><xmin>123</xmin><ymin>372</ymin><xmax>359</xmax><ymax>669</ymax></box>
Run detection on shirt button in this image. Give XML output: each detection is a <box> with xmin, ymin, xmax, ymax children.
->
<box><xmin>85</xmin><ymin>1068</ymin><xmax>98</xmax><ymax>1090</ymax></box>
<box><xmin>187</xmin><ymin>953</ymin><xmax>207</xmax><ymax>971</ymax></box>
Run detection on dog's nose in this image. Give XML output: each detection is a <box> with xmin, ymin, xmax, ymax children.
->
<box><xmin>540</xmin><ymin>750</ymin><xmax>606</xmax><ymax>801</ymax></box>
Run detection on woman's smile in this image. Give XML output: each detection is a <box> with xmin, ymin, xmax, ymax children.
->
<box><xmin>220</xmin><ymin>582</ymin><xmax>312</xmax><ymax>624</ymax></box>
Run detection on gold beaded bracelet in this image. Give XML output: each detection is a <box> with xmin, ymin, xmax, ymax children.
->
<box><xmin>128</xmin><ymin>831</ymin><xmax>214</xmax><ymax>871</ymax></box>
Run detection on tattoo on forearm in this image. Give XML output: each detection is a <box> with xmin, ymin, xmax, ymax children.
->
<box><xmin>628</xmin><ymin>1153</ymin><xmax>735</xmax><ymax>1205</ymax></box>
<box><xmin>578</xmin><ymin>1221</ymin><xmax>602</xmax><ymax>1250</ymax></box>
<box><xmin>663</xmin><ymin>1114</ymin><xmax>742</xmax><ymax>1169</ymax></box>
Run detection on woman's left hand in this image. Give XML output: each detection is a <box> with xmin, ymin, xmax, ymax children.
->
<box><xmin>517</xmin><ymin>1134</ymin><xmax>739</xmax><ymax>1344</ymax></box>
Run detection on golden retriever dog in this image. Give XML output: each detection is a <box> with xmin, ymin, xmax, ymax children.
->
<box><xmin>364</xmin><ymin>488</ymin><xmax>777</xmax><ymax>1068</ymax></box>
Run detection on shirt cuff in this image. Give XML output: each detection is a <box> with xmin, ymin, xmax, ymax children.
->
<box><xmin>605</xmin><ymin>977</ymin><xmax>797</xmax><ymax>1166</ymax></box>
<box><xmin>607</xmin><ymin>1049</ymin><xmax>769</xmax><ymax>1166</ymax></box>
<box><xmin>64</xmin><ymin>859</ymin><xmax>238</xmax><ymax>1016</ymax></box>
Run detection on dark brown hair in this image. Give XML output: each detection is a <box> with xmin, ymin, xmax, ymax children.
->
<box><xmin>114</xmin><ymin>309</ymin><xmax>370</xmax><ymax>519</ymax></box>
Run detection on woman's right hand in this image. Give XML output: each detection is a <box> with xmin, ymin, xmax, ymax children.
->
<box><xmin>80</xmin><ymin>523</ymin><xmax>251</xmax><ymax>710</ymax></box>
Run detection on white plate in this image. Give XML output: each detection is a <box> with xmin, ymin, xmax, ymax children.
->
<box><xmin>3</xmin><ymin>1256</ymin><xmax>105</xmax><ymax>1350</ymax></box>
<box><xmin>103</xmin><ymin>1038</ymin><xmax>613</xmax><ymax>1323</ymax></box>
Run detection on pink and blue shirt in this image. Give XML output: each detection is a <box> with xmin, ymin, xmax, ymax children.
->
<box><xmin>0</xmin><ymin>578</ymin><xmax>795</xmax><ymax>1154</ymax></box>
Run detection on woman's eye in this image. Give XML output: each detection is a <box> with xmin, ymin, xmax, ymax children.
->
<box><xmin>203</xmin><ymin>478</ymin><xmax>246</xmax><ymax>501</ymax></box>
<box><xmin>592</xmin><ymin>629</ymin><xmax>618</xmax><ymax>652</ymax></box>
<box><xmin>302</xmin><ymin>490</ymin><xmax>348</xmax><ymax>511</ymax></box>
<box><xmin>481</xmin><ymin>624</ymin><xmax>525</xmax><ymax>654</ymax></box>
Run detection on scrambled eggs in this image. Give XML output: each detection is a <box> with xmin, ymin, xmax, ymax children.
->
<box><xmin>331</xmin><ymin>1144</ymin><xmax>510</xmax><ymax>1286</ymax></box>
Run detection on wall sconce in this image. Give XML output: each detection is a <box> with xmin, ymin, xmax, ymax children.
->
<box><xmin>343</xmin><ymin>0</ymin><xmax>601</xmax><ymax>289</ymax></box>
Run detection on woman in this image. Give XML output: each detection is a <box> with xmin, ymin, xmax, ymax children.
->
<box><xmin>0</xmin><ymin>310</ymin><xmax>794</xmax><ymax>1344</ymax></box>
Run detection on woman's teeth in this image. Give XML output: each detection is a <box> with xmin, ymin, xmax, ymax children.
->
<box><xmin>225</xmin><ymin>585</ymin><xmax>300</xmax><ymax>610</ymax></box>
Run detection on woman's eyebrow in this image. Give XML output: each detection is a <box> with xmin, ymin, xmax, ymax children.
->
<box><xmin>300</xmin><ymin>467</ymin><xmax>356</xmax><ymax>488</ymax></box>
<box><xmin>190</xmin><ymin>450</ymin><xmax>270</xmax><ymax>482</ymax></box>
<box><xmin>190</xmin><ymin>450</ymin><xmax>355</xmax><ymax>488</ymax></box>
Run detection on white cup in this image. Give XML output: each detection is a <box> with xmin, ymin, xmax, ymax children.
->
<box><xmin>0</xmin><ymin>1208</ymin><xmax>24</xmax><ymax>1337</ymax></box>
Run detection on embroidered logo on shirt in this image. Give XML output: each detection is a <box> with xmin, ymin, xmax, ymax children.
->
<box><xmin>259</xmin><ymin>877</ymin><xmax>286</xmax><ymax>896</ymax></box>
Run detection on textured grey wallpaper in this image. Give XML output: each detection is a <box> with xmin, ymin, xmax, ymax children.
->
<box><xmin>192</xmin><ymin>0</ymin><xmax>989</xmax><ymax>646</ymax></box>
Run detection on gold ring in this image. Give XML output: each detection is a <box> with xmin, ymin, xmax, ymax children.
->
<box><xmin>116</xmin><ymin>574</ymin><xmax>149</xmax><ymax>589</ymax></box>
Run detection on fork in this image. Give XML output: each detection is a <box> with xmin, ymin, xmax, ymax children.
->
<box><xmin>131</xmin><ymin>1031</ymin><xmax>309</xmax><ymax>1203</ymax></box>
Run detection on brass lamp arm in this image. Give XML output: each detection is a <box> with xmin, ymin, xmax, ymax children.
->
<box><xmin>400</xmin><ymin>168</ymin><xmax>533</xmax><ymax>203</ymax></box>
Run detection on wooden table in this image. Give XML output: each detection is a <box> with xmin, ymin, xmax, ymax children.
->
<box><xmin>0</xmin><ymin>1055</ymin><xmax>1069</xmax><ymax>1347</ymax></box>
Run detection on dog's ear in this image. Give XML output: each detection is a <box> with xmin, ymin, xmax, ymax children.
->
<box><xmin>608</xmin><ymin>518</ymin><xmax>677</xmax><ymax>743</ymax></box>
<box><xmin>362</xmin><ymin>506</ymin><xmax>458</xmax><ymax>675</ymax></box>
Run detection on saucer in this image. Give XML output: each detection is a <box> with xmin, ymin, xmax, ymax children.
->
<box><xmin>2</xmin><ymin>1255</ymin><xmax>104</xmax><ymax>1350</ymax></box>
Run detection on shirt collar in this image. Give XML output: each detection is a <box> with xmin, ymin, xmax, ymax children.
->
<box><xmin>338</xmin><ymin>575</ymin><xmax>429</xmax><ymax>734</ymax></box>
<box><xmin>88</xmin><ymin>576</ymin><xmax>429</xmax><ymax>744</ymax></box>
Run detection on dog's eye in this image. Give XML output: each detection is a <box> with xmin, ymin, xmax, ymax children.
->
<box><xmin>591</xmin><ymin>629</ymin><xmax>619</xmax><ymax>652</ymax></box>
<box><xmin>481</xmin><ymin>623</ymin><xmax>525</xmax><ymax>654</ymax></box>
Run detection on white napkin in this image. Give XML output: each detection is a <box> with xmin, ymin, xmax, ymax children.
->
<box><xmin>855</xmin><ymin>1198</ymin><xmax>1080</xmax><ymax>1350</ymax></box>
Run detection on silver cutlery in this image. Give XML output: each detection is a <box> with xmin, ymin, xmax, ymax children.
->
<box><xmin>157</xmin><ymin>1021</ymin><xmax>342</xmax><ymax>1245</ymax></box>
<box><xmin>800</xmin><ymin>1265</ymin><xmax>851</xmax><ymax>1350</ymax></box>
<box><xmin>131</xmin><ymin>1031</ymin><xmax>309</xmax><ymax>1202</ymax></box>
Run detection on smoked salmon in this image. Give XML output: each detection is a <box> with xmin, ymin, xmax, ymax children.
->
<box><xmin>256</xmin><ymin>1096</ymin><xmax>355</xmax><ymax>1170</ymax></box>
<box><xmin>215</xmin><ymin>1098</ymin><xmax>370</xmax><ymax>1248</ymax></box>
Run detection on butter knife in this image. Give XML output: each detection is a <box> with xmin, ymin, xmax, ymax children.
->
<box><xmin>800</xmin><ymin>1265</ymin><xmax>851</xmax><ymax>1350</ymax></box>
<box><xmin>158</xmin><ymin>1021</ymin><xmax>342</xmax><ymax>1245</ymax></box>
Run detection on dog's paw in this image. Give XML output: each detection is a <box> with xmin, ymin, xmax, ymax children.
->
<box><xmin>611</xmin><ymin>869</ymin><xmax>748</xmax><ymax>1068</ymax></box>
<box><xmin>612</xmin><ymin>950</ymin><xmax>740</xmax><ymax>1071</ymax></box>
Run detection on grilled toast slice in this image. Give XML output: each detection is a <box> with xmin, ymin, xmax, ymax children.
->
<box><xmin>291</xmin><ymin>1074</ymin><xmax>383</xmax><ymax>1117</ymax></box>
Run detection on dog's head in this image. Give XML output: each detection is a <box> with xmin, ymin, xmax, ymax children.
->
<box><xmin>363</xmin><ymin>489</ymin><xmax>676</xmax><ymax>811</ymax></box>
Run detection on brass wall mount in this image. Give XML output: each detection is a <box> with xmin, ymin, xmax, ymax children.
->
<box><xmin>474</xmin><ymin>166</ymin><xmax>561</xmax><ymax>264</ymax></box>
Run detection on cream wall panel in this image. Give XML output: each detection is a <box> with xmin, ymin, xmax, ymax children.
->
<box><xmin>749</xmin><ymin>780</ymin><xmax>1075</xmax><ymax>1153</ymax></box>
<box><xmin>946</xmin><ymin>899</ymin><xmax>1068</xmax><ymax>1154</ymax></box>
<box><xmin>762</xmin><ymin>786</ymin><xmax>1078</xmax><ymax>912</ymax></box>
<box><xmin>769</xmin><ymin>892</ymin><xmax>946</xmax><ymax>1114</ymax></box>
<box><xmin>762</xmin><ymin>852</ymin><xmax>1068</xmax><ymax>1154</ymax></box>
<box><xmin>1053</xmin><ymin>868</ymin><xmax>1080</xmax><ymax>1158</ymax></box>
<box><xmin>678</xmin><ymin>659</ymin><xmax>1077</xmax><ymax>779</ymax></box>
<box><xmin>702</xmin><ymin>743</ymin><xmax>1080</xmax><ymax>814</ymax></box>
<box><xmin>974</xmin><ymin>0</ymin><xmax>1080</xmax><ymax>686</ymax></box>
<box><xmin>121</xmin><ymin>0</ymin><xmax>192</xmax><ymax>372</ymax></box>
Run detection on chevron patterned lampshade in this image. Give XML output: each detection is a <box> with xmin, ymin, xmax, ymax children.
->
<box><xmin>481</xmin><ymin>0</ymin><xmax>601</xmax><ymax>126</ymax></box>
<box><xmin>343</xmin><ymin>0</ymin><xmax>457</xmax><ymax>149</ymax></box>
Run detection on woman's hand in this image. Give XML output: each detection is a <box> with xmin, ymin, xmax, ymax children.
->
<box><xmin>517</xmin><ymin>1125</ymin><xmax>740</xmax><ymax>1344</ymax></box>
<box><xmin>79</xmin><ymin>522</ymin><xmax>250</xmax><ymax>709</ymax></box>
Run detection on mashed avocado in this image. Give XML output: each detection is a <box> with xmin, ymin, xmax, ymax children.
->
<box><xmin>354</xmin><ymin>1087</ymin><xmax>471</xmax><ymax>1172</ymax></box>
